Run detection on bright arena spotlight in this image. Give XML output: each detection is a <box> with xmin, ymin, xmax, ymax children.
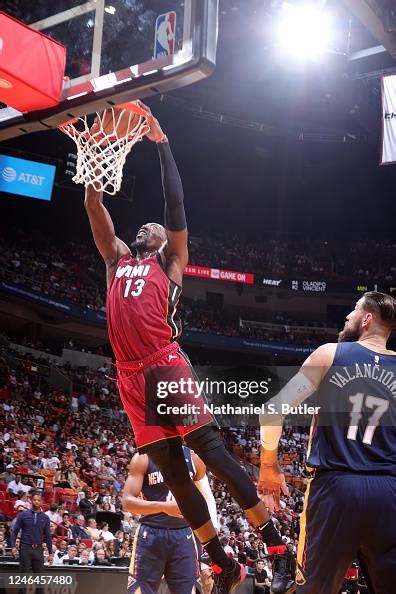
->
<box><xmin>277</xmin><ymin>2</ymin><xmax>333</xmax><ymax>60</ymax></box>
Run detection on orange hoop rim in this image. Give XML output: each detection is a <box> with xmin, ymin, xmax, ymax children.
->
<box><xmin>58</xmin><ymin>101</ymin><xmax>152</xmax><ymax>141</ymax></box>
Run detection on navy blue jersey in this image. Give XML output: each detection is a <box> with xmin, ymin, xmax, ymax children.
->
<box><xmin>307</xmin><ymin>342</ymin><xmax>396</xmax><ymax>475</ymax></box>
<box><xmin>140</xmin><ymin>446</ymin><xmax>196</xmax><ymax>529</ymax></box>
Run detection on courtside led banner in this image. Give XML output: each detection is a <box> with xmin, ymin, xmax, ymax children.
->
<box><xmin>185</xmin><ymin>265</ymin><xmax>255</xmax><ymax>285</ymax></box>
<box><xmin>381</xmin><ymin>75</ymin><xmax>396</xmax><ymax>165</ymax></box>
<box><xmin>0</xmin><ymin>154</ymin><xmax>56</xmax><ymax>200</ymax></box>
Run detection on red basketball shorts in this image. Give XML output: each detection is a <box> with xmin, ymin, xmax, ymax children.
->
<box><xmin>116</xmin><ymin>342</ymin><xmax>214</xmax><ymax>449</ymax></box>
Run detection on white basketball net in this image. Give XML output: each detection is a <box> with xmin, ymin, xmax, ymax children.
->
<box><xmin>59</xmin><ymin>103</ymin><xmax>151</xmax><ymax>195</ymax></box>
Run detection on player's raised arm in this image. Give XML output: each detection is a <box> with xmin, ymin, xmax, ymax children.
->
<box><xmin>137</xmin><ymin>101</ymin><xmax>188</xmax><ymax>286</ymax></box>
<box><xmin>84</xmin><ymin>183</ymin><xmax>129</xmax><ymax>285</ymax></box>
<box><xmin>258</xmin><ymin>343</ymin><xmax>336</xmax><ymax>510</ymax></box>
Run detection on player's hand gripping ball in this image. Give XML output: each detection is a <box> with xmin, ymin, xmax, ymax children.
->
<box><xmin>91</xmin><ymin>105</ymin><xmax>141</xmax><ymax>141</ymax></box>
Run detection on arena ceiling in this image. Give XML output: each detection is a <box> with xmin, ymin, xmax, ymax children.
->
<box><xmin>156</xmin><ymin>0</ymin><xmax>396</xmax><ymax>144</ymax></box>
<box><xmin>1</xmin><ymin>0</ymin><xmax>396</xmax><ymax>239</ymax></box>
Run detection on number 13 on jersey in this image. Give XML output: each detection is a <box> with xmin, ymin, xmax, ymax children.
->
<box><xmin>124</xmin><ymin>279</ymin><xmax>146</xmax><ymax>298</ymax></box>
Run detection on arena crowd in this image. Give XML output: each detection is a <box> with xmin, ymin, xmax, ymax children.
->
<box><xmin>1</xmin><ymin>231</ymin><xmax>395</xmax><ymax>315</ymax></box>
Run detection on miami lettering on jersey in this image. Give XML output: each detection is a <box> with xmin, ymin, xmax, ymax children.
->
<box><xmin>116</xmin><ymin>264</ymin><xmax>151</xmax><ymax>279</ymax></box>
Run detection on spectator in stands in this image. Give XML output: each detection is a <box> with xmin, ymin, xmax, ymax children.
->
<box><xmin>228</xmin><ymin>536</ymin><xmax>239</xmax><ymax>557</ymax></box>
<box><xmin>247</xmin><ymin>540</ymin><xmax>260</xmax><ymax>566</ymax></box>
<box><xmin>79</xmin><ymin>548</ymin><xmax>92</xmax><ymax>566</ymax></box>
<box><xmin>257</xmin><ymin>540</ymin><xmax>266</xmax><ymax>560</ymax></box>
<box><xmin>55</xmin><ymin>512</ymin><xmax>73</xmax><ymax>540</ymax></box>
<box><xmin>86</xmin><ymin>518</ymin><xmax>100</xmax><ymax>541</ymax></box>
<box><xmin>113</xmin><ymin>502</ymin><xmax>124</xmax><ymax>523</ymax></box>
<box><xmin>78</xmin><ymin>489</ymin><xmax>97</xmax><ymax>518</ymax></box>
<box><xmin>218</xmin><ymin>516</ymin><xmax>230</xmax><ymax>536</ymax></box>
<box><xmin>113</xmin><ymin>474</ymin><xmax>125</xmax><ymax>494</ymax></box>
<box><xmin>117</xmin><ymin>539</ymin><xmax>131</xmax><ymax>560</ymax></box>
<box><xmin>45</xmin><ymin>503</ymin><xmax>62</xmax><ymax>525</ymax></box>
<box><xmin>237</xmin><ymin>514</ymin><xmax>250</xmax><ymax>534</ymax></box>
<box><xmin>71</xmin><ymin>515</ymin><xmax>89</xmax><ymax>540</ymax></box>
<box><xmin>56</xmin><ymin>499</ymin><xmax>68</xmax><ymax>515</ymax></box>
<box><xmin>50</xmin><ymin>534</ymin><xmax>58</xmax><ymax>551</ymax></box>
<box><xmin>62</xmin><ymin>544</ymin><xmax>79</xmax><ymax>565</ymax></box>
<box><xmin>52</xmin><ymin>540</ymin><xmax>68</xmax><ymax>565</ymax></box>
<box><xmin>14</xmin><ymin>492</ymin><xmax>31</xmax><ymax>512</ymax></box>
<box><xmin>0</xmin><ymin>523</ymin><xmax>8</xmax><ymax>543</ymax></box>
<box><xmin>7</xmin><ymin>474</ymin><xmax>28</xmax><ymax>497</ymax></box>
<box><xmin>294</xmin><ymin>497</ymin><xmax>304</xmax><ymax>514</ymax></box>
<box><xmin>0</xmin><ymin>533</ymin><xmax>8</xmax><ymax>554</ymax></box>
<box><xmin>237</xmin><ymin>550</ymin><xmax>247</xmax><ymax>569</ymax></box>
<box><xmin>227</xmin><ymin>514</ymin><xmax>240</xmax><ymax>535</ymax></box>
<box><xmin>104</xmin><ymin>539</ymin><xmax>116</xmax><ymax>559</ymax></box>
<box><xmin>94</xmin><ymin>486</ymin><xmax>108</xmax><ymax>507</ymax></box>
<box><xmin>101</xmin><ymin>502</ymin><xmax>115</xmax><ymax>513</ymax></box>
<box><xmin>43</xmin><ymin>452</ymin><xmax>60</xmax><ymax>470</ymax></box>
<box><xmin>53</xmin><ymin>469</ymin><xmax>72</xmax><ymax>489</ymax></box>
<box><xmin>1</xmin><ymin>464</ymin><xmax>15</xmax><ymax>484</ymax></box>
<box><xmin>121</xmin><ymin>533</ymin><xmax>132</xmax><ymax>548</ymax></box>
<box><xmin>93</xmin><ymin>548</ymin><xmax>111</xmax><ymax>566</ymax></box>
<box><xmin>254</xmin><ymin>560</ymin><xmax>270</xmax><ymax>594</ymax></box>
<box><xmin>34</xmin><ymin>451</ymin><xmax>46</xmax><ymax>470</ymax></box>
<box><xmin>221</xmin><ymin>536</ymin><xmax>236</xmax><ymax>558</ymax></box>
<box><xmin>98</xmin><ymin>522</ymin><xmax>114</xmax><ymax>542</ymax></box>
<box><xmin>245</xmin><ymin>533</ymin><xmax>256</xmax><ymax>549</ymax></box>
<box><xmin>77</xmin><ymin>542</ymin><xmax>87</xmax><ymax>556</ymax></box>
<box><xmin>66</xmin><ymin>466</ymin><xmax>83</xmax><ymax>491</ymax></box>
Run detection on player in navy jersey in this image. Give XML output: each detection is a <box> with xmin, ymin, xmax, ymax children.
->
<box><xmin>85</xmin><ymin>102</ymin><xmax>295</xmax><ymax>594</ymax></box>
<box><xmin>258</xmin><ymin>291</ymin><xmax>396</xmax><ymax>594</ymax></box>
<box><xmin>122</xmin><ymin>446</ymin><xmax>216</xmax><ymax>594</ymax></box>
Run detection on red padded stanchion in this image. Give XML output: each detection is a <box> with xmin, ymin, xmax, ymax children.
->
<box><xmin>0</xmin><ymin>11</ymin><xmax>66</xmax><ymax>112</ymax></box>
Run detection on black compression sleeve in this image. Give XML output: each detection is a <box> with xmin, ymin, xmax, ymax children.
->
<box><xmin>157</xmin><ymin>141</ymin><xmax>187</xmax><ymax>231</ymax></box>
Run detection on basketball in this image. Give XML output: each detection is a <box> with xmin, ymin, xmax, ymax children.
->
<box><xmin>92</xmin><ymin>104</ymin><xmax>141</xmax><ymax>139</ymax></box>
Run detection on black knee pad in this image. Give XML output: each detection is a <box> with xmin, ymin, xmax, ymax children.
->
<box><xmin>184</xmin><ymin>425</ymin><xmax>223</xmax><ymax>452</ymax></box>
<box><xmin>185</xmin><ymin>426</ymin><xmax>260</xmax><ymax>511</ymax></box>
<box><xmin>145</xmin><ymin>438</ymin><xmax>191</xmax><ymax>485</ymax></box>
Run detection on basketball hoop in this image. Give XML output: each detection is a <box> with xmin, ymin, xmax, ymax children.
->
<box><xmin>58</xmin><ymin>102</ymin><xmax>151</xmax><ymax>195</ymax></box>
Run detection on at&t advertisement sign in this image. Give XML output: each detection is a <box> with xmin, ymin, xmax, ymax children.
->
<box><xmin>0</xmin><ymin>154</ymin><xmax>56</xmax><ymax>201</ymax></box>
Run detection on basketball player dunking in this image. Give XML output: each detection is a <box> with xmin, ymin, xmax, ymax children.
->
<box><xmin>122</xmin><ymin>446</ymin><xmax>215</xmax><ymax>594</ymax></box>
<box><xmin>85</xmin><ymin>103</ymin><xmax>295</xmax><ymax>594</ymax></box>
<box><xmin>258</xmin><ymin>292</ymin><xmax>396</xmax><ymax>594</ymax></box>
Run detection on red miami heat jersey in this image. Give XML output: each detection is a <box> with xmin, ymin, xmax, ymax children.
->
<box><xmin>107</xmin><ymin>252</ymin><xmax>182</xmax><ymax>361</ymax></box>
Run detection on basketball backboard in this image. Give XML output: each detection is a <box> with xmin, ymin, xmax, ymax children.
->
<box><xmin>0</xmin><ymin>0</ymin><xmax>218</xmax><ymax>139</ymax></box>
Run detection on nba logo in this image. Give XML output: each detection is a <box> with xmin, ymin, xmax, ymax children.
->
<box><xmin>154</xmin><ymin>12</ymin><xmax>176</xmax><ymax>59</ymax></box>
